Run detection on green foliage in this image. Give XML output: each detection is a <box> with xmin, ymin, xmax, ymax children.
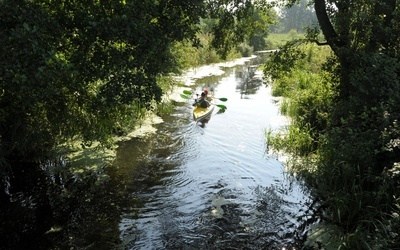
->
<box><xmin>263</xmin><ymin>40</ymin><xmax>306</xmax><ymax>79</ymax></box>
<box><xmin>0</xmin><ymin>0</ymin><xmax>204</xmax><ymax>163</ymax></box>
<box><xmin>264</xmin><ymin>43</ymin><xmax>335</xmax><ymax>175</ymax></box>
<box><xmin>264</xmin><ymin>41</ymin><xmax>330</xmax><ymax>80</ymax></box>
<box><xmin>171</xmin><ymin>32</ymin><xmax>244</xmax><ymax>68</ymax></box>
<box><xmin>1</xmin><ymin>0</ymin><xmax>277</xmax><ymax>168</ymax></box>
<box><xmin>267</xmin><ymin>0</ymin><xmax>400</xmax><ymax>246</ymax></box>
<box><xmin>267</xmin><ymin>45</ymin><xmax>400</xmax><ymax>247</ymax></box>
<box><xmin>236</xmin><ymin>43</ymin><xmax>254</xmax><ymax>57</ymax></box>
<box><xmin>265</xmin><ymin>43</ymin><xmax>334</xmax><ymax>157</ymax></box>
<box><xmin>266</xmin><ymin>33</ymin><xmax>293</xmax><ymax>48</ymax></box>
<box><xmin>248</xmin><ymin>8</ymin><xmax>278</xmax><ymax>51</ymax></box>
<box><xmin>267</xmin><ymin>70</ymin><xmax>334</xmax><ymax>171</ymax></box>
<box><xmin>313</xmin><ymin>52</ymin><xmax>400</xmax><ymax>247</ymax></box>
<box><xmin>287</xmin><ymin>29</ymin><xmax>299</xmax><ymax>39</ymax></box>
<box><xmin>207</xmin><ymin>1</ymin><xmax>276</xmax><ymax>58</ymax></box>
<box><xmin>304</xmin><ymin>158</ymin><xmax>400</xmax><ymax>249</ymax></box>
<box><xmin>266</xmin><ymin>123</ymin><xmax>314</xmax><ymax>159</ymax></box>
<box><xmin>271</xmin><ymin>0</ymin><xmax>317</xmax><ymax>33</ymax></box>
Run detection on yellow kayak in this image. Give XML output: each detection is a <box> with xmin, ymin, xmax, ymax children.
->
<box><xmin>193</xmin><ymin>104</ymin><xmax>215</xmax><ymax>121</ymax></box>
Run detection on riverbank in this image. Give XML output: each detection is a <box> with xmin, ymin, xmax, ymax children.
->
<box><xmin>64</xmin><ymin>56</ymin><xmax>259</xmax><ymax>170</ymax></box>
<box><xmin>112</xmin><ymin>54</ymin><xmax>313</xmax><ymax>249</ymax></box>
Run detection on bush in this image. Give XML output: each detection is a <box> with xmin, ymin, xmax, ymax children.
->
<box><xmin>236</xmin><ymin>42</ymin><xmax>254</xmax><ymax>57</ymax></box>
<box><xmin>266</xmin><ymin>44</ymin><xmax>400</xmax><ymax>247</ymax></box>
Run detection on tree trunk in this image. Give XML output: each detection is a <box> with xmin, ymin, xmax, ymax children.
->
<box><xmin>314</xmin><ymin>0</ymin><xmax>343</xmax><ymax>56</ymax></box>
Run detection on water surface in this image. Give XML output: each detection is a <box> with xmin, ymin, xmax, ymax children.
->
<box><xmin>113</xmin><ymin>57</ymin><xmax>313</xmax><ymax>249</ymax></box>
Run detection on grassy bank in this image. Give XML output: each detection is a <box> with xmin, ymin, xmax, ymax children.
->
<box><xmin>263</xmin><ymin>39</ymin><xmax>400</xmax><ymax>248</ymax></box>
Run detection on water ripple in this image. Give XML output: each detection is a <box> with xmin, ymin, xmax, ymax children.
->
<box><xmin>116</xmin><ymin>58</ymin><xmax>313</xmax><ymax>249</ymax></box>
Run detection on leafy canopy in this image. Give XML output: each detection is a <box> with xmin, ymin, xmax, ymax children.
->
<box><xmin>266</xmin><ymin>1</ymin><xmax>400</xmax><ymax>246</ymax></box>
<box><xmin>0</xmin><ymin>0</ymin><xmax>276</xmax><ymax>166</ymax></box>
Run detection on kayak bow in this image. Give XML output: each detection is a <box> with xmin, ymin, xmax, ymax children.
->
<box><xmin>193</xmin><ymin>104</ymin><xmax>215</xmax><ymax>121</ymax></box>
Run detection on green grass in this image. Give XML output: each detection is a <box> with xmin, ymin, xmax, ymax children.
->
<box><xmin>264</xmin><ymin>33</ymin><xmax>400</xmax><ymax>249</ymax></box>
<box><xmin>265</xmin><ymin>32</ymin><xmax>305</xmax><ymax>49</ymax></box>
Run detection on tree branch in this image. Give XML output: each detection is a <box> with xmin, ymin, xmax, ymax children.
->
<box><xmin>312</xmin><ymin>40</ymin><xmax>330</xmax><ymax>46</ymax></box>
<box><xmin>314</xmin><ymin>0</ymin><xmax>344</xmax><ymax>55</ymax></box>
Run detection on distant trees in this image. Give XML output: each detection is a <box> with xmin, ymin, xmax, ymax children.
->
<box><xmin>272</xmin><ymin>0</ymin><xmax>317</xmax><ymax>33</ymax></box>
<box><xmin>249</xmin><ymin>8</ymin><xmax>277</xmax><ymax>51</ymax></box>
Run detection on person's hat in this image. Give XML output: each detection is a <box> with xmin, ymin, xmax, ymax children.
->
<box><xmin>203</xmin><ymin>89</ymin><xmax>208</xmax><ymax>95</ymax></box>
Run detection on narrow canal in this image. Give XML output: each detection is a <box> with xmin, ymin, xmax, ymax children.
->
<box><xmin>112</xmin><ymin>56</ymin><xmax>314</xmax><ymax>249</ymax></box>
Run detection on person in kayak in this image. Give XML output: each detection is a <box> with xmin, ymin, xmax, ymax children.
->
<box><xmin>203</xmin><ymin>89</ymin><xmax>213</xmax><ymax>102</ymax></box>
<box><xmin>193</xmin><ymin>92</ymin><xmax>210</xmax><ymax>108</ymax></box>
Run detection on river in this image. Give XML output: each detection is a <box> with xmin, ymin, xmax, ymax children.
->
<box><xmin>0</xmin><ymin>55</ymin><xmax>315</xmax><ymax>250</ymax></box>
<box><xmin>112</xmin><ymin>56</ymin><xmax>313</xmax><ymax>249</ymax></box>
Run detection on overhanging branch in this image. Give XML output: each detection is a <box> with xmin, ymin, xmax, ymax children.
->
<box><xmin>314</xmin><ymin>0</ymin><xmax>343</xmax><ymax>54</ymax></box>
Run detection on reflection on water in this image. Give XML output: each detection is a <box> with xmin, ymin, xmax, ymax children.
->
<box><xmin>114</xmin><ymin>57</ymin><xmax>314</xmax><ymax>249</ymax></box>
<box><xmin>0</xmin><ymin>56</ymin><xmax>315</xmax><ymax>249</ymax></box>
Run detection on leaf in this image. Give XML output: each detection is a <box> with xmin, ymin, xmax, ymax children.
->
<box><xmin>183</xmin><ymin>90</ymin><xmax>192</xmax><ymax>95</ymax></box>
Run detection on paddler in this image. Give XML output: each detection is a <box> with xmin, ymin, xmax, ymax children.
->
<box><xmin>193</xmin><ymin>92</ymin><xmax>210</xmax><ymax>108</ymax></box>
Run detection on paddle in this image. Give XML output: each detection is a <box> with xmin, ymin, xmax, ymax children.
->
<box><xmin>180</xmin><ymin>93</ymin><xmax>190</xmax><ymax>99</ymax></box>
<box><xmin>181</xmin><ymin>90</ymin><xmax>227</xmax><ymax>113</ymax></box>
<box><xmin>181</xmin><ymin>91</ymin><xmax>227</xmax><ymax>120</ymax></box>
<box><xmin>181</xmin><ymin>90</ymin><xmax>228</xmax><ymax>102</ymax></box>
<box><xmin>216</xmin><ymin>104</ymin><xmax>227</xmax><ymax>109</ymax></box>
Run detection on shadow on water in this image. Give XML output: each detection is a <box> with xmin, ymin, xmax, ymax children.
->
<box><xmin>113</xmin><ymin>56</ymin><xmax>318</xmax><ymax>249</ymax></box>
<box><xmin>0</xmin><ymin>159</ymin><xmax>124</xmax><ymax>249</ymax></box>
<box><xmin>0</xmin><ymin>55</ymin><xmax>319</xmax><ymax>250</ymax></box>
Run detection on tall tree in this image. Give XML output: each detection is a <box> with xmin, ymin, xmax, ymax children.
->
<box><xmin>270</xmin><ymin>0</ymin><xmax>400</xmax><ymax>246</ymax></box>
<box><xmin>310</xmin><ymin>0</ymin><xmax>400</xmax><ymax>166</ymax></box>
<box><xmin>249</xmin><ymin>8</ymin><xmax>277</xmax><ymax>50</ymax></box>
<box><xmin>275</xmin><ymin>0</ymin><xmax>400</xmax><ymax>181</ymax></box>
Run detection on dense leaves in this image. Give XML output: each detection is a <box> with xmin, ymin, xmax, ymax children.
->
<box><xmin>266</xmin><ymin>0</ymin><xmax>400</xmax><ymax>247</ymax></box>
<box><xmin>0</xmin><ymin>0</ymin><xmax>276</xmax><ymax>168</ymax></box>
<box><xmin>1</xmin><ymin>0</ymin><xmax>199</xmax><ymax>164</ymax></box>
<box><xmin>264</xmin><ymin>40</ymin><xmax>306</xmax><ymax>79</ymax></box>
<box><xmin>0</xmin><ymin>1</ymin><xmax>277</xmax><ymax>248</ymax></box>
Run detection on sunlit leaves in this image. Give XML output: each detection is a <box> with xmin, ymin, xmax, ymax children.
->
<box><xmin>206</xmin><ymin>0</ymin><xmax>276</xmax><ymax>58</ymax></box>
<box><xmin>263</xmin><ymin>40</ymin><xmax>307</xmax><ymax>80</ymax></box>
<box><xmin>0</xmin><ymin>0</ymin><xmax>209</xmax><ymax>161</ymax></box>
<box><xmin>0</xmin><ymin>0</ymin><xmax>277</xmax><ymax>165</ymax></box>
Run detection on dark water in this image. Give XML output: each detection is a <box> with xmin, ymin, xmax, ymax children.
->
<box><xmin>0</xmin><ymin>56</ymin><xmax>315</xmax><ymax>250</ymax></box>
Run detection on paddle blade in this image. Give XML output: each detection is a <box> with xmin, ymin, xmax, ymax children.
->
<box><xmin>217</xmin><ymin>109</ymin><xmax>226</xmax><ymax>114</ymax></box>
<box><xmin>180</xmin><ymin>94</ymin><xmax>190</xmax><ymax>99</ymax></box>
<box><xmin>183</xmin><ymin>90</ymin><xmax>192</xmax><ymax>95</ymax></box>
<box><xmin>216</xmin><ymin>104</ymin><xmax>227</xmax><ymax>109</ymax></box>
<box><xmin>218</xmin><ymin>98</ymin><xmax>228</xmax><ymax>102</ymax></box>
